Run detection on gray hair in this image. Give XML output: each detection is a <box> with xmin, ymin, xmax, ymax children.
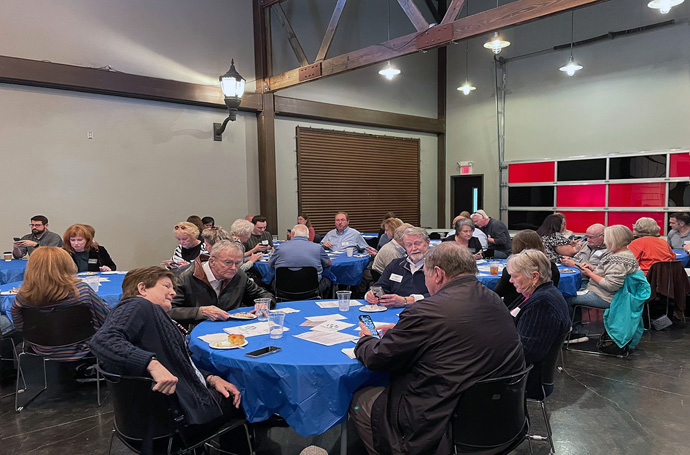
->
<box><xmin>201</xmin><ymin>226</ymin><xmax>231</xmax><ymax>246</ymax></box>
<box><xmin>454</xmin><ymin>218</ymin><xmax>475</xmax><ymax>232</ymax></box>
<box><xmin>402</xmin><ymin>227</ymin><xmax>429</xmax><ymax>242</ymax></box>
<box><xmin>424</xmin><ymin>242</ymin><xmax>477</xmax><ymax>279</ymax></box>
<box><xmin>604</xmin><ymin>225</ymin><xmax>634</xmax><ymax>251</ymax></box>
<box><xmin>633</xmin><ymin>217</ymin><xmax>660</xmax><ymax>237</ymax></box>
<box><xmin>210</xmin><ymin>239</ymin><xmax>243</xmax><ymax>258</ymax></box>
<box><xmin>230</xmin><ymin>219</ymin><xmax>254</xmax><ymax>237</ymax></box>
<box><xmin>506</xmin><ymin>249</ymin><xmax>552</xmax><ymax>285</ymax></box>
<box><xmin>292</xmin><ymin>224</ymin><xmax>309</xmax><ymax>237</ymax></box>
<box><xmin>393</xmin><ymin>223</ymin><xmax>414</xmax><ymax>241</ymax></box>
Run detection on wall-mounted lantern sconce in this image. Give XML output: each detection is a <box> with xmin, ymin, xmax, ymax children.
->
<box><xmin>213</xmin><ymin>60</ymin><xmax>245</xmax><ymax>141</ymax></box>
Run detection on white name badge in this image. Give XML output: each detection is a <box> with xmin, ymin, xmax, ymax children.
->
<box><xmin>592</xmin><ymin>250</ymin><xmax>604</xmax><ymax>258</ymax></box>
<box><xmin>342</xmin><ymin>242</ymin><xmax>350</xmax><ymax>246</ymax></box>
<box><xmin>510</xmin><ymin>307</ymin><xmax>521</xmax><ymax>318</ymax></box>
<box><xmin>390</xmin><ymin>273</ymin><xmax>403</xmax><ymax>283</ymax></box>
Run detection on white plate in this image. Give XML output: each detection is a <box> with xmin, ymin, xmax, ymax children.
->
<box><xmin>359</xmin><ymin>305</ymin><xmax>388</xmax><ymax>313</ymax></box>
<box><xmin>77</xmin><ymin>272</ymin><xmax>99</xmax><ymax>276</ymax></box>
<box><xmin>228</xmin><ymin>313</ymin><xmax>257</xmax><ymax>320</ymax></box>
<box><xmin>210</xmin><ymin>339</ymin><xmax>248</xmax><ymax>349</ymax></box>
<box><xmin>0</xmin><ymin>291</ymin><xmax>18</xmax><ymax>296</ymax></box>
<box><xmin>560</xmin><ymin>268</ymin><xmax>577</xmax><ymax>274</ymax></box>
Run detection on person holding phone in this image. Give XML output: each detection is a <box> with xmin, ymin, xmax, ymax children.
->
<box><xmin>12</xmin><ymin>215</ymin><xmax>63</xmax><ymax>258</ymax></box>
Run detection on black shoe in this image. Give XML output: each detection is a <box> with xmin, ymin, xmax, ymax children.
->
<box><xmin>74</xmin><ymin>364</ymin><xmax>103</xmax><ymax>383</ymax></box>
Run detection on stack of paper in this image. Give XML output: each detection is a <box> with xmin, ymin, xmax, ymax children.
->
<box><xmin>294</xmin><ymin>331</ymin><xmax>358</xmax><ymax>346</ymax></box>
<box><xmin>222</xmin><ymin>322</ymin><xmax>290</xmax><ymax>337</ymax></box>
<box><xmin>315</xmin><ymin>300</ymin><xmax>364</xmax><ymax>309</ymax></box>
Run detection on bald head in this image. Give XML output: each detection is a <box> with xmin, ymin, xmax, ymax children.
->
<box><xmin>585</xmin><ymin>223</ymin><xmax>605</xmax><ymax>247</ymax></box>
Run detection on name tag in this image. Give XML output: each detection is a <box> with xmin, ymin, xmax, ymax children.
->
<box><xmin>390</xmin><ymin>273</ymin><xmax>403</xmax><ymax>283</ymax></box>
<box><xmin>342</xmin><ymin>241</ymin><xmax>350</xmax><ymax>246</ymax></box>
<box><xmin>88</xmin><ymin>258</ymin><xmax>98</xmax><ymax>264</ymax></box>
<box><xmin>592</xmin><ymin>250</ymin><xmax>604</xmax><ymax>258</ymax></box>
<box><xmin>684</xmin><ymin>241</ymin><xmax>690</xmax><ymax>245</ymax></box>
<box><xmin>510</xmin><ymin>307</ymin><xmax>521</xmax><ymax>318</ymax></box>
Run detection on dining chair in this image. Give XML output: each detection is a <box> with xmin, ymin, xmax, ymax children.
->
<box><xmin>644</xmin><ymin>260</ymin><xmax>690</xmax><ymax>330</ymax></box>
<box><xmin>274</xmin><ymin>267</ymin><xmax>321</xmax><ymax>302</ymax></box>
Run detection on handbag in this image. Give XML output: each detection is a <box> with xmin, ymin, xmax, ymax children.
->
<box><xmin>596</xmin><ymin>330</ymin><xmax>629</xmax><ymax>356</ymax></box>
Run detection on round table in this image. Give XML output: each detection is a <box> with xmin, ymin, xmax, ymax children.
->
<box><xmin>253</xmin><ymin>251</ymin><xmax>370</xmax><ymax>286</ymax></box>
<box><xmin>0</xmin><ymin>272</ymin><xmax>125</xmax><ymax>325</ymax></box>
<box><xmin>189</xmin><ymin>300</ymin><xmax>400</xmax><ymax>437</ymax></box>
<box><xmin>673</xmin><ymin>249</ymin><xmax>689</xmax><ymax>267</ymax></box>
<box><xmin>0</xmin><ymin>259</ymin><xmax>28</xmax><ymax>285</ymax></box>
<box><xmin>475</xmin><ymin>260</ymin><xmax>582</xmax><ymax>297</ymax></box>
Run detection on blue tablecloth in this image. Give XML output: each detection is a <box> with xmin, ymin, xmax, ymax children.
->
<box><xmin>0</xmin><ymin>259</ymin><xmax>28</xmax><ymax>285</ymax></box>
<box><xmin>190</xmin><ymin>300</ymin><xmax>400</xmax><ymax>436</ymax></box>
<box><xmin>253</xmin><ymin>251</ymin><xmax>370</xmax><ymax>286</ymax></box>
<box><xmin>0</xmin><ymin>272</ymin><xmax>125</xmax><ymax>325</ymax></box>
<box><xmin>476</xmin><ymin>260</ymin><xmax>582</xmax><ymax>297</ymax></box>
<box><xmin>673</xmin><ymin>249</ymin><xmax>689</xmax><ymax>267</ymax></box>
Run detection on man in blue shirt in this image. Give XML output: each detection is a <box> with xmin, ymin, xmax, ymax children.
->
<box><xmin>270</xmin><ymin>224</ymin><xmax>332</xmax><ymax>295</ymax></box>
<box><xmin>321</xmin><ymin>211</ymin><xmax>377</xmax><ymax>255</ymax></box>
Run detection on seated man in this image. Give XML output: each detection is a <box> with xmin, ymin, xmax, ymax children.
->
<box><xmin>562</xmin><ymin>223</ymin><xmax>607</xmax><ymax>287</ymax></box>
<box><xmin>471</xmin><ymin>210</ymin><xmax>511</xmax><ymax>258</ymax></box>
<box><xmin>13</xmin><ymin>214</ymin><xmax>63</xmax><ymax>258</ymax></box>
<box><xmin>269</xmin><ymin>224</ymin><xmax>332</xmax><ymax>296</ymax></box>
<box><xmin>371</xmin><ymin>222</ymin><xmax>411</xmax><ymax>278</ymax></box>
<box><xmin>321</xmin><ymin>211</ymin><xmax>377</xmax><ymax>255</ymax></box>
<box><xmin>169</xmin><ymin>240</ymin><xmax>275</xmax><ymax>327</ymax></box>
<box><xmin>242</xmin><ymin>215</ymin><xmax>274</xmax><ymax>253</ymax></box>
<box><xmin>350</xmin><ymin>242</ymin><xmax>525</xmax><ymax>455</ymax></box>
<box><xmin>88</xmin><ymin>267</ymin><xmax>246</xmax><ymax>453</ymax></box>
<box><xmin>365</xmin><ymin>227</ymin><xmax>430</xmax><ymax>307</ymax></box>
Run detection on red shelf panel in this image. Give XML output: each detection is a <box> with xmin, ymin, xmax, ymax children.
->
<box><xmin>508</xmin><ymin>162</ymin><xmax>555</xmax><ymax>183</ymax></box>
<box><xmin>558</xmin><ymin>211</ymin><xmax>606</xmax><ymax>233</ymax></box>
<box><xmin>608</xmin><ymin>212</ymin><xmax>666</xmax><ymax>235</ymax></box>
<box><xmin>608</xmin><ymin>183</ymin><xmax>666</xmax><ymax>207</ymax></box>
<box><xmin>557</xmin><ymin>185</ymin><xmax>606</xmax><ymax>207</ymax></box>
<box><xmin>670</xmin><ymin>153</ymin><xmax>690</xmax><ymax>178</ymax></box>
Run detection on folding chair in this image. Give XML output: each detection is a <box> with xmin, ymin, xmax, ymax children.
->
<box><xmin>0</xmin><ymin>331</ymin><xmax>25</xmax><ymax>399</ymax></box>
<box><xmin>98</xmin><ymin>365</ymin><xmax>254</xmax><ymax>455</ymax></box>
<box><xmin>274</xmin><ymin>267</ymin><xmax>321</xmax><ymax>302</ymax></box>
<box><xmin>644</xmin><ymin>260</ymin><xmax>690</xmax><ymax>330</ymax></box>
<box><xmin>15</xmin><ymin>304</ymin><xmax>101</xmax><ymax>411</ymax></box>
<box><xmin>452</xmin><ymin>366</ymin><xmax>532</xmax><ymax>454</ymax></box>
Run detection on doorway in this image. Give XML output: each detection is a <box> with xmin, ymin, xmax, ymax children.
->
<box><xmin>450</xmin><ymin>175</ymin><xmax>484</xmax><ymax>226</ymax></box>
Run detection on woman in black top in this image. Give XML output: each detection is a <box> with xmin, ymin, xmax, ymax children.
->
<box><xmin>494</xmin><ymin>229</ymin><xmax>559</xmax><ymax>306</ymax></box>
<box><xmin>62</xmin><ymin>224</ymin><xmax>116</xmax><ymax>272</ymax></box>
<box><xmin>453</xmin><ymin>218</ymin><xmax>483</xmax><ymax>259</ymax></box>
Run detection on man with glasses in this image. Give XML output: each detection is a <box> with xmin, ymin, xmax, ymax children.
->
<box><xmin>169</xmin><ymin>240</ymin><xmax>275</xmax><ymax>327</ymax></box>
<box><xmin>12</xmin><ymin>214</ymin><xmax>62</xmax><ymax>258</ymax></box>
<box><xmin>562</xmin><ymin>223</ymin><xmax>606</xmax><ymax>286</ymax></box>
<box><xmin>364</xmin><ymin>227</ymin><xmax>430</xmax><ymax>307</ymax></box>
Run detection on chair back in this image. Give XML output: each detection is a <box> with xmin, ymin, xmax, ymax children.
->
<box><xmin>646</xmin><ymin>260</ymin><xmax>690</xmax><ymax>301</ymax></box>
<box><xmin>527</xmin><ymin>331</ymin><xmax>569</xmax><ymax>400</ymax></box>
<box><xmin>453</xmin><ymin>366</ymin><xmax>531</xmax><ymax>453</ymax></box>
<box><xmin>274</xmin><ymin>267</ymin><xmax>320</xmax><ymax>301</ymax></box>
<box><xmin>97</xmin><ymin>365</ymin><xmax>181</xmax><ymax>445</ymax></box>
<box><xmin>21</xmin><ymin>305</ymin><xmax>95</xmax><ymax>347</ymax></box>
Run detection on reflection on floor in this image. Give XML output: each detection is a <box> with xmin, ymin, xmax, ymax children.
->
<box><xmin>2</xmin><ymin>323</ymin><xmax>690</xmax><ymax>455</ymax></box>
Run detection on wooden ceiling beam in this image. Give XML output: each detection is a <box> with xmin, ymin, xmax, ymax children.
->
<box><xmin>315</xmin><ymin>0</ymin><xmax>347</xmax><ymax>63</ymax></box>
<box><xmin>266</xmin><ymin>0</ymin><xmax>607</xmax><ymax>92</ymax></box>
<box><xmin>440</xmin><ymin>0</ymin><xmax>466</xmax><ymax>25</ymax></box>
<box><xmin>397</xmin><ymin>0</ymin><xmax>431</xmax><ymax>32</ymax></box>
<box><xmin>274</xmin><ymin>3</ymin><xmax>309</xmax><ymax>67</ymax></box>
<box><xmin>424</xmin><ymin>0</ymin><xmax>443</xmax><ymax>23</ymax></box>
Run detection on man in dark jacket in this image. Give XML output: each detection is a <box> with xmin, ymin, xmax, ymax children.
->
<box><xmin>169</xmin><ymin>240</ymin><xmax>274</xmax><ymax>327</ymax></box>
<box><xmin>471</xmin><ymin>209</ymin><xmax>512</xmax><ymax>258</ymax></box>
<box><xmin>350</xmin><ymin>242</ymin><xmax>525</xmax><ymax>455</ymax></box>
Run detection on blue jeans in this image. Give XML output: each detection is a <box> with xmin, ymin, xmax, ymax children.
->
<box><xmin>0</xmin><ymin>314</ymin><xmax>13</xmax><ymax>335</ymax></box>
<box><xmin>566</xmin><ymin>291</ymin><xmax>610</xmax><ymax>333</ymax></box>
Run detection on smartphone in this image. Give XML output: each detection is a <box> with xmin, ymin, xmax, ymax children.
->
<box><xmin>245</xmin><ymin>346</ymin><xmax>282</xmax><ymax>358</ymax></box>
<box><xmin>13</xmin><ymin>237</ymin><xmax>20</xmax><ymax>242</ymax></box>
<box><xmin>371</xmin><ymin>286</ymin><xmax>384</xmax><ymax>298</ymax></box>
<box><xmin>359</xmin><ymin>315</ymin><xmax>381</xmax><ymax>339</ymax></box>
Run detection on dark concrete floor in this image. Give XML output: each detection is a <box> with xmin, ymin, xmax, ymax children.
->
<box><xmin>2</xmin><ymin>322</ymin><xmax>689</xmax><ymax>455</ymax></box>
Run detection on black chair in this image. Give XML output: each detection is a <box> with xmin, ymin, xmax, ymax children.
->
<box><xmin>527</xmin><ymin>331</ymin><xmax>569</xmax><ymax>454</ymax></box>
<box><xmin>97</xmin><ymin>365</ymin><xmax>253</xmax><ymax>455</ymax></box>
<box><xmin>0</xmin><ymin>331</ymin><xmax>25</xmax><ymax>399</ymax></box>
<box><xmin>644</xmin><ymin>260</ymin><xmax>690</xmax><ymax>330</ymax></box>
<box><xmin>452</xmin><ymin>366</ymin><xmax>532</xmax><ymax>454</ymax></box>
<box><xmin>274</xmin><ymin>267</ymin><xmax>321</xmax><ymax>302</ymax></box>
<box><xmin>15</xmin><ymin>304</ymin><xmax>101</xmax><ymax>411</ymax></box>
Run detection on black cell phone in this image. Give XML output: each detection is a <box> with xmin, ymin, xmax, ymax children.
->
<box><xmin>13</xmin><ymin>237</ymin><xmax>20</xmax><ymax>242</ymax></box>
<box><xmin>371</xmin><ymin>286</ymin><xmax>384</xmax><ymax>298</ymax></box>
<box><xmin>245</xmin><ymin>346</ymin><xmax>282</xmax><ymax>358</ymax></box>
<box><xmin>359</xmin><ymin>315</ymin><xmax>381</xmax><ymax>339</ymax></box>
<box><xmin>287</xmin><ymin>229</ymin><xmax>292</xmax><ymax>233</ymax></box>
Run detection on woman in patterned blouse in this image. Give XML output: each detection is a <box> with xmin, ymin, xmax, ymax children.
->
<box><xmin>537</xmin><ymin>214</ymin><xmax>579</xmax><ymax>263</ymax></box>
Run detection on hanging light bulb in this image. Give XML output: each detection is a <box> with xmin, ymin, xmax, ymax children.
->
<box><xmin>457</xmin><ymin>80</ymin><xmax>476</xmax><ymax>95</ymax></box>
<box><xmin>483</xmin><ymin>32</ymin><xmax>511</xmax><ymax>54</ymax></box>
<box><xmin>647</xmin><ymin>0</ymin><xmax>684</xmax><ymax>14</ymax></box>
<box><xmin>379</xmin><ymin>61</ymin><xmax>401</xmax><ymax>80</ymax></box>
<box><xmin>559</xmin><ymin>56</ymin><xmax>583</xmax><ymax>76</ymax></box>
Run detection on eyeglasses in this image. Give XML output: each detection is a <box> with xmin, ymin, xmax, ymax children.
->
<box><xmin>217</xmin><ymin>260</ymin><xmax>243</xmax><ymax>268</ymax></box>
<box><xmin>30</xmin><ymin>223</ymin><xmax>44</xmax><ymax>227</ymax></box>
<box><xmin>585</xmin><ymin>234</ymin><xmax>603</xmax><ymax>239</ymax></box>
<box><xmin>174</xmin><ymin>225</ymin><xmax>187</xmax><ymax>231</ymax></box>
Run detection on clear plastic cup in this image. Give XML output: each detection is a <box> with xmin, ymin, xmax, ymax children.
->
<box><xmin>337</xmin><ymin>290</ymin><xmax>352</xmax><ymax>312</ymax></box>
<box><xmin>269</xmin><ymin>311</ymin><xmax>286</xmax><ymax>339</ymax></box>
<box><xmin>346</xmin><ymin>247</ymin><xmax>354</xmax><ymax>257</ymax></box>
<box><xmin>254</xmin><ymin>298</ymin><xmax>271</xmax><ymax>321</ymax></box>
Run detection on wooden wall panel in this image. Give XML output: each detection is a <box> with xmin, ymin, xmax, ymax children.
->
<box><xmin>296</xmin><ymin>127</ymin><xmax>420</xmax><ymax>234</ymax></box>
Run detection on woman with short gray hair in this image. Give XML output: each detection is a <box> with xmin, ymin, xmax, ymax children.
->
<box><xmin>628</xmin><ymin>217</ymin><xmax>675</xmax><ymax>275</ymax></box>
<box><xmin>505</xmin><ymin>249</ymin><xmax>570</xmax><ymax>398</ymax></box>
<box><xmin>229</xmin><ymin>219</ymin><xmax>262</xmax><ymax>272</ymax></box>
<box><xmin>453</xmin><ymin>218</ymin><xmax>483</xmax><ymax>259</ymax></box>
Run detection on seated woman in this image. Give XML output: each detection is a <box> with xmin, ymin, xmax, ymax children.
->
<box><xmin>506</xmin><ymin>249</ymin><xmax>570</xmax><ymax>398</ymax></box>
<box><xmin>287</xmin><ymin>213</ymin><xmax>316</xmax><ymax>242</ymax></box>
<box><xmin>162</xmin><ymin>222</ymin><xmax>208</xmax><ymax>269</ymax></box>
<box><xmin>201</xmin><ymin>226</ymin><xmax>232</xmax><ymax>255</ymax></box>
<box><xmin>628</xmin><ymin>217</ymin><xmax>676</xmax><ymax>275</ymax></box>
<box><xmin>63</xmin><ymin>224</ymin><xmax>117</xmax><ymax>272</ymax></box>
<box><xmin>537</xmin><ymin>214</ymin><xmax>578</xmax><ymax>262</ymax></box>
<box><xmin>88</xmin><ymin>267</ymin><xmax>244</xmax><ymax>451</ymax></box>
<box><xmin>566</xmin><ymin>225</ymin><xmax>640</xmax><ymax>342</ymax></box>
<box><xmin>453</xmin><ymin>218</ymin><xmax>483</xmax><ymax>259</ymax></box>
<box><xmin>229</xmin><ymin>219</ymin><xmax>263</xmax><ymax>273</ymax></box>
<box><xmin>11</xmin><ymin>247</ymin><xmax>110</xmax><ymax>360</ymax></box>
<box><xmin>494</xmin><ymin>230</ymin><xmax>561</xmax><ymax>306</ymax></box>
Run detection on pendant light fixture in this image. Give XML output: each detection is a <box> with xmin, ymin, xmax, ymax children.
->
<box><xmin>379</xmin><ymin>0</ymin><xmax>401</xmax><ymax>80</ymax></box>
<box><xmin>559</xmin><ymin>11</ymin><xmax>583</xmax><ymax>76</ymax></box>
<box><xmin>457</xmin><ymin>4</ymin><xmax>476</xmax><ymax>95</ymax></box>
<box><xmin>647</xmin><ymin>0</ymin><xmax>684</xmax><ymax>14</ymax></box>
<box><xmin>483</xmin><ymin>1</ymin><xmax>510</xmax><ymax>54</ymax></box>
